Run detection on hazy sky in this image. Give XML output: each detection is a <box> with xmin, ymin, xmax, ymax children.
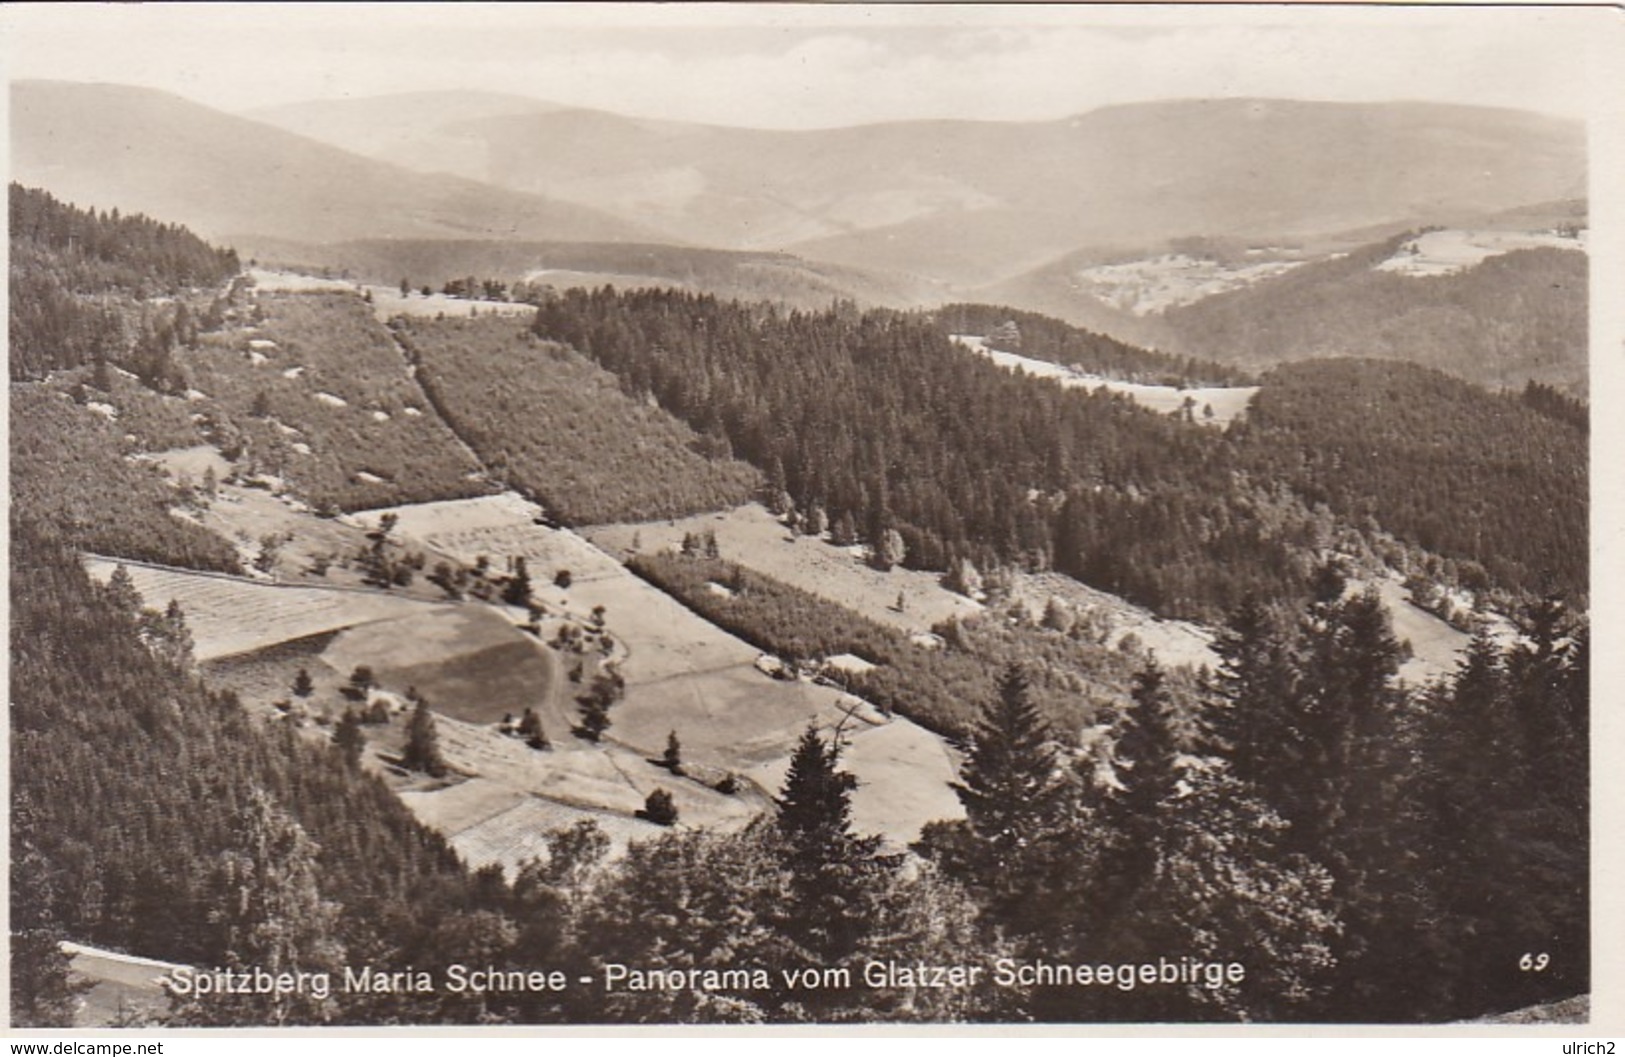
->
<box><xmin>1</xmin><ymin>3</ymin><xmax>1604</xmax><ymax>127</ymax></box>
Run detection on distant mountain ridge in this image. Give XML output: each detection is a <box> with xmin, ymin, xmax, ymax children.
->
<box><xmin>248</xmin><ymin>91</ymin><xmax>1585</xmax><ymax>286</ymax></box>
<box><xmin>10</xmin><ymin>81</ymin><xmax>662</xmax><ymax>248</ymax></box>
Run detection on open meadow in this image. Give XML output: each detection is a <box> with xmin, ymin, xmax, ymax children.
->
<box><xmin>584</xmin><ymin>503</ymin><xmax>982</xmax><ymax>635</ymax></box>
<box><xmin>951</xmin><ymin>333</ymin><xmax>1259</xmax><ymax>426</ymax></box>
<box><xmin>321</xmin><ymin>605</ymin><xmax>556</xmax><ymax>724</ymax></box>
<box><xmin>350</xmin><ymin>494</ymin><xmax>971</xmax><ymax>851</ymax></box>
<box><xmin>82</xmin><ymin>557</ymin><xmax>443</xmax><ymax>661</ymax></box>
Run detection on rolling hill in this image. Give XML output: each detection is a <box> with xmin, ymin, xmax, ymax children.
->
<box><xmin>10</xmin><ymin>81</ymin><xmax>661</xmax><ymax>248</ymax></box>
<box><xmin>1157</xmin><ymin>233</ymin><xmax>1588</xmax><ymax>392</ymax></box>
<box><xmin>249</xmin><ymin>93</ymin><xmax>1585</xmax><ymax>287</ymax></box>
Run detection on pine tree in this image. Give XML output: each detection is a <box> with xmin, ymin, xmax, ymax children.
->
<box><xmin>292</xmin><ymin>668</ymin><xmax>315</xmax><ymax>699</ymax></box>
<box><xmin>1293</xmin><ymin>585</ymin><xmax>1404</xmax><ymax>855</ymax></box>
<box><xmin>1208</xmin><ymin>595</ymin><xmax>1302</xmax><ymax>801</ymax></box>
<box><xmin>574</xmin><ymin>668</ymin><xmax>623</xmax><ymax>742</ymax></box>
<box><xmin>103</xmin><ymin>563</ymin><xmax>143</xmax><ymax>616</ymax></box>
<box><xmin>401</xmin><ymin>697</ymin><xmax>448</xmax><ymax>778</ymax></box>
<box><xmin>640</xmin><ymin>789</ymin><xmax>679</xmax><ymax>827</ymax></box>
<box><xmin>502</xmin><ymin>556</ymin><xmax>532</xmax><ymax>608</ymax></box>
<box><xmin>773</xmin><ymin>723</ymin><xmax>884</xmax><ymax>966</ymax></box>
<box><xmin>332</xmin><ymin>709</ymin><xmax>365</xmax><ymax>768</ymax></box>
<box><xmin>9</xmin><ymin>925</ymin><xmax>90</xmax><ymax>1027</ymax></box>
<box><xmin>776</xmin><ymin>723</ymin><xmax>861</xmax><ymax>851</ymax></box>
<box><xmin>9</xmin><ymin>839</ymin><xmax>92</xmax><ymax>1028</ymax></box>
<box><xmin>345</xmin><ymin>665</ymin><xmax>375</xmax><ymax>702</ymax></box>
<box><xmin>662</xmin><ymin>730</ymin><xmax>683</xmax><ymax>774</ymax></box>
<box><xmin>951</xmin><ymin>665</ymin><xmax>1066</xmax><ymax>857</ymax></box>
<box><xmin>919</xmin><ymin>664</ymin><xmax>1070</xmax><ymax>940</ymax></box>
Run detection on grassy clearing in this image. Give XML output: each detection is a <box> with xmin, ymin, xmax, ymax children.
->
<box><xmin>584</xmin><ymin>503</ymin><xmax>982</xmax><ymax>634</ymax></box>
<box><xmin>1375</xmin><ymin>228</ymin><xmax>1586</xmax><ymax>278</ymax></box>
<box><xmin>1011</xmin><ymin>570</ymin><xmax>1218</xmax><ymax>671</ymax></box>
<box><xmin>1070</xmin><ymin>252</ymin><xmax>1308</xmax><ymax>315</ymax></box>
<box><xmin>317</xmin><ymin>606</ymin><xmax>555</xmax><ymax>724</ymax></box>
<box><xmin>360</xmin><ymin>495</ymin><xmax>969</xmax><ymax>848</ymax></box>
<box><xmin>384</xmin><ymin>641</ymin><xmax>554</xmax><ymax>724</ymax></box>
<box><xmin>1368</xmin><ymin>575</ymin><xmax>1471</xmax><ymax>686</ymax></box>
<box><xmin>951</xmin><ymin>334</ymin><xmax>1258</xmax><ymax>427</ymax></box>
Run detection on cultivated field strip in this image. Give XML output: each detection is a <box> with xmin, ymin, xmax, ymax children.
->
<box><xmin>83</xmin><ymin>556</ymin><xmax>445</xmax><ymax>661</ymax></box>
<box><xmin>449</xmin><ymin>797</ymin><xmax>672</xmax><ymax>874</ymax></box>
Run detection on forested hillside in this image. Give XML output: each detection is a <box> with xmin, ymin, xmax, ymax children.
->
<box><xmin>10</xmin><ymin>386</ymin><xmax>242</xmax><ymax>573</ymax></box>
<box><xmin>10</xmin><ymin>177</ymin><xmax>1587</xmax><ymax>1028</ymax></box>
<box><xmin>532</xmin><ymin>288</ymin><xmax>1582</xmax><ymax>617</ymax></box>
<box><xmin>932</xmin><ymin>303</ymin><xmax>1252</xmax><ymax>387</ymax></box>
<box><xmin>9</xmin><ymin>520</ymin><xmax>517</xmax><ymax>1025</ymax></box>
<box><xmin>532</xmin><ymin>289</ymin><xmax>1314</xmax><ymax>620</ymax></box>
<box><xmin>1161</xmin><ymin>236</ymin><xmax>1586</xmax><ymax>393</ymax></box>
<box><xmin>396</xmin><ymin>316</ymin><xmax>761</xmax><ymax>524</ymax></box>
<box><xmin>9</xmin><ymin>184</ymin><xmax>240</xmax><ymax>381</ymax></box>
<box><xmin>175</xmin><ymin>291</ymin><xmax>492</xmax><ymax>512</ymax></box>
<box><xmin>1231</xmin><ymin>359</ymin><xmax>1586</xmax><ymax>602</ymax></box>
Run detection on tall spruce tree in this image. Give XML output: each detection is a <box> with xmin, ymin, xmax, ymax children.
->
<box><xmin>401</xmin><ymin>696</ymin><xmax>448</xmax><ymax>778</ymax></box>
<box><xmin>1036</xmin><ymin>656</ymin><xmax>1339</xmax><ymax>1023</ymax></box>
<box><xmin>920</xmin><ymin>664</ymin><xmax>1069</xmax><ymax>939</ymax></box>
<box><xmin>773</xmin><ymin>724</ymin><xmax>883</xmax><ymax>971</ymax></box>
<box><xmin>952</xmin><ymin>665</ymin><xmax>1066</xmax><ymax>853</ymax></box>
<box><xmin>1209</xmin><ymin>594</ymin><xmax>1303</xmax><ymax>800</ymax></box>
<box><xmin>332</xmin><ymin>709</ymin><xmax>366</xmax><ymax>769</ymax></box>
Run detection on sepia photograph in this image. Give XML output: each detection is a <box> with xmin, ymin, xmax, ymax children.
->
<box><xmin>1</xmin><ymin>2</ymin><xmax>1608</xmax><ymax>1033</ymax></box>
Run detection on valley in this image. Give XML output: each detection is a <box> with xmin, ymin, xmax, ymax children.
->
<box><xmin>6</xmin><ymin>62</ymin><xmax>1592</xmax><ymax>1029</ymax></box>
<box><xmin>55</xmin><ymin>273</ymin><xmax>1496</xmax><ymax>891</ymax></box>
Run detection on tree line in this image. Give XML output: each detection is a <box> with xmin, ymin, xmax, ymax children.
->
<box><xmin>531</xmin><ymin>288</ymin><xmax>1312</xmax><ymax>620</ymax></box>
<box><xmin>531</xmin><ymin>287</ymin><xmax>1582</xmax><ymax>619</ymax></box>
<box><xmin>9</xmin><ymin>184</ymin><xmax>239</xmax><ymax>381</ymax></box>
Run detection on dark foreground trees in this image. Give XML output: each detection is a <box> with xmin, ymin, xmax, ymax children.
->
<box><xmin>907</xmin><ymin>569</ymin><xmax>1587</xmax><ymax>1024</ymax></box>
<box><xmin>1193</xmin><ymin>574</ymin><xmax>1588</xmax><ymax>1021</ymax></box>
<box><xmin>567</xmin><ymin>722</ymin><xmax>995</xmax><ymax>1024</ymax></box>
<box><xmin>9</xmin><ymin>517</ymin><xmax>524</xmax><ymax>1027</ymax></box>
